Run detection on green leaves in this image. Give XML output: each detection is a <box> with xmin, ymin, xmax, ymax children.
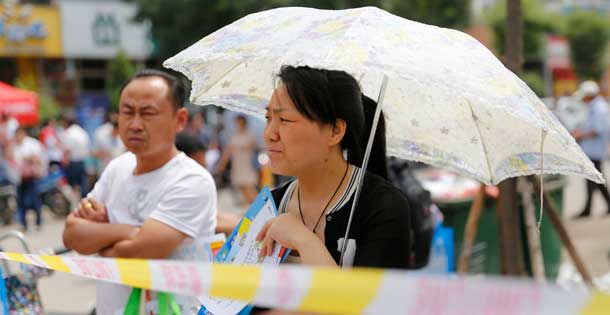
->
<box><xmin>131</xmin><ymin>0</ymin><xmax>471</xmax><ymax>60</ymax></box>
<box><xmin>563</xmin><ymin>10</ymin><xmax>610</xmax><ymax>81</ymax></box>
<box><xmin>390</xmin><ymin>0</ymin><xmax>471</xmax><ymax>29</ymax></box>
<box><xmin>106</xmin><ymin>51</ymin><xmax>136</xmax><ymax>111</ymax></box>
<box><xmin>487</xmin><ymin>1</ymin><xmax>610</xmax><ymax>82</ymax></box>
<box><xmin>487</xmin><ymin>0</ymin><xmax>556</xmax><ymax>61</ymax></box>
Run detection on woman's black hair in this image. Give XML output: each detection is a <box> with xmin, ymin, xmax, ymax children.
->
<box><xmin>360</xmin><ymin>94</ymin><xmax>388</xmax><ymax>179</ymax></box>
<box><xmin>277</xmin><ymin>65</ymin><xmax>387</xmax><ymax>178</ymax></box>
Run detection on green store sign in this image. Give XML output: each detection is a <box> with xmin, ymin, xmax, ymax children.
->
<box><xmin>92</xmin><ymin>13</ymin><xmax>120</xmax><ymax>47</ymax></box>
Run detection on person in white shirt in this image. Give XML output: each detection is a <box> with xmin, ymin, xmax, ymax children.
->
<box><xmin>571</xmin><ymin>80</ymin><xmax>610</xmax><ymax>218</ymax></box>
<box><xmin>39</xmin><ymin>118</ymin><xmax>64</xmax><ymax>169</ymax></box>
<box><xmin>10</xmin><ymin>127</ymin><xmax>47</xmax><ymax>231</ymax></box>
<box><xmin>63</xmin><ymin>69</ymin><xmax>217</xmax><ymax>315</ymax></box>
<box><xmin>93</xmin><ymin>111</ymin><xmax>125</xmax><ymax>175</ymax></box>
<box><xmin>0</xmin><ymin>112</ymin><xmax>19</xmax><ymax>144</ymax></box>
<box><xmin>60</xmin><ymin>117</ymin><xmax>91</xmax><ymax>197</ymax></box>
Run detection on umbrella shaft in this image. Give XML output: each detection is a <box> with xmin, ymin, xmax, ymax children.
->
<box><xmin>339</xmin><ymin>74</ymin><xmax>389</xmax><ymax>266</ymax></box>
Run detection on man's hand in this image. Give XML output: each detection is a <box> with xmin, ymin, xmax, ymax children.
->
<box><xmin>63</xmin><ymin>213</ymin><xmax>138</xmax><ymax>255</ymax></box>
<box><xmin>571</xmin><ymin>128</ymin><xmax>599</xmax><ymax>142</ymax></box>
<box><xmin>74</xmin><ymin>197</ymin><xmax>108</xmax><ymax>222</ymax></box>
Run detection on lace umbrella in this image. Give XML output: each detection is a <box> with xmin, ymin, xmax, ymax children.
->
<box><xmin>165</xmin><ymin>6</ymin><xmax>602</xmax><ymax>185</ymax></box>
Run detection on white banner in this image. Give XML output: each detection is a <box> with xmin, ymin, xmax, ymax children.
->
<box><xmin>59</xmin><ymin>0</ymin><xmax>153</xmax><ymax>59</ymax></box>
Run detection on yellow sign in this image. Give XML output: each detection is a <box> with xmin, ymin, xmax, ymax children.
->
<box><xmin>0</xmin><ymin>4</ymin><xmax>62</xmax><ymax>57</ymax></box>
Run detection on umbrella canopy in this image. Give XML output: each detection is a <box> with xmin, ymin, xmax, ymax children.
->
<box><xmin>0</xmin><ymin>82</ymin><xmax>39</xmax><ymax>126</ymax></box>
<box><xmin>164</xmin><ymin>6</ymin><xmax>603</xmax><ymax>185</ymax></box>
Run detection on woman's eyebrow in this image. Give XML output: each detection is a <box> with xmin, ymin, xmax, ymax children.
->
<box><xmin>265</xmin><ymin>106</ymin><xmax>286</xmax><ymax>113</ymax></box>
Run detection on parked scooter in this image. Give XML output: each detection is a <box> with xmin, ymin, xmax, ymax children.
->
<box><xmin>38</xmin><ymin>169</ymin><xmax>72</xmax><ymax>217</ymax></box>
<box><xmin>0</xmin><ymin>180</ymin><xmax>16</xmax><ymax>225</ymax></box>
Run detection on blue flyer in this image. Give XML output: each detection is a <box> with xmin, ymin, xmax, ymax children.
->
<box><xmin>198</xmin><ymin>186</ymin><xmax>289</xmax><ymax>315</ymax></box>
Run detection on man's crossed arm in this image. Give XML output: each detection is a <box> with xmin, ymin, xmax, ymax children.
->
<box><xmin>63</xmin><ymin>197</ymin><xmax>188</xmax><ymax>259</ymax></box>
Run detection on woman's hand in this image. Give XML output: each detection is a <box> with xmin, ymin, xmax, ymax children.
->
<box><xmin>256</xmin><ymin>214</ymin><xmax>315</xmax><ymax>257</ymax></box>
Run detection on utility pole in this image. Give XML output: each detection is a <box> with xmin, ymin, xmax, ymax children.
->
<box><xmin>497</xmin><ymin>0</ymin><xmax>526</xmax><ymax>276</ymax></box>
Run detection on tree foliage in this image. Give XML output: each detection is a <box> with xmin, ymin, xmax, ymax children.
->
<box><xmin>522</xmin><ymin>71</ymin><xmax>544</xmax><ymax>97</ymax></box>
<box><xmin>132</xmin><ymin>0</ymin><xmax>471</xmax><ymax>60</ymax></box>
<box><xmin>563</xmin><ymin>10</ymin><xmax>610</xmax><ymax>81</ymax></box>
<box><xmin>132</xmin><ymin>0</ymin><xmax>274</xmax><ymax>59</ymax></box>
<box><xmin>106</xmin><ymin>51</ymin><xmax>136</xmax><ymax>111</ymax></box>
<box><xmin>487</xmin><ymin>0</ymin><xmax>556</xmax><ymax>61</ymax></box>
<box><xmin>388</xmin><ymin>0</ymin><xmax>470</xmax><ymax>29</ymax></box>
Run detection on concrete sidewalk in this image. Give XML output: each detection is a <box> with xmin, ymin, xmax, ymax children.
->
<box><xmin>561</xmin><ymin>172</ymin><xmax>610</xmax><ymax>277</ymax></box>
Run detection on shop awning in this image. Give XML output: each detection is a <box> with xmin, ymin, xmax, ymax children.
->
<box><xmin>0</xmin><ymin>82</ymin><xmax>39</xmax><ymax>126</ymax></box>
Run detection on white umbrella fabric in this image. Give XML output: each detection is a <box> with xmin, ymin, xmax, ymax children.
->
<box><xmin>164</xmin><ymin>6</ymin><xmax>603</xmax><ymax>186</ymax></box>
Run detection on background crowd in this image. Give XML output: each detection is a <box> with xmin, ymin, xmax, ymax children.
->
<box><xmin>0</xmin><ymin>107</ymin><xmax>268</xmax><ymax>232</ymax></box>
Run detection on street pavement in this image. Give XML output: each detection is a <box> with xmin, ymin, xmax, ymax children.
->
<box><xmin>561</xmin><ymin>171</ymin><xmax>610</xmax><ymax>277</ymax></box>
<box><xmin>0</xmin><ymin>169</ymin><xmax>607</xmax><ymax>314</ymax></box>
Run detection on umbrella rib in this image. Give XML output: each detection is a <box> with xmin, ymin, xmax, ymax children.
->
<box><xmin>193</xmin><ymin>60</ymin><xmax>245</xmax><ymax>99</ymax></box>
<box><xmin>466</xmin><ymin>99</ymin><xmax>494</xmax><ymax>183</ymax></box>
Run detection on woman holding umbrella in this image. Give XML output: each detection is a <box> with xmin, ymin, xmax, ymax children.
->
<box><xmin>256</xmin><ymin>66</ymin><xmax>411</xmax><ymax>269</ymax></box>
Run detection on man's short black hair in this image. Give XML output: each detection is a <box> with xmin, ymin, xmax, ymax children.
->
<box><xmin>120</xmin><ymin>69</ymin><xmax>186</xmax><ymax>111</ymax></box>
<box><xmin>175</xmin><ymin>132</ymin><xmax>206</xmax><ymax>156</ymax></box>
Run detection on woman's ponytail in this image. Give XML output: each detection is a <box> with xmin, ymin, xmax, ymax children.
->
<box><xmin>351</xmin><ymin>94</ymin><xmax>388</xmax><ymax>179</ymax></box>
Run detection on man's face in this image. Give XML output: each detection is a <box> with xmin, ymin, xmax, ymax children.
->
<box><xmin>118</xmin><ymin>77</ymin><xmax>187</xmax><ymax>159</ymax></box>
<box><xmin>192</xmin><ymin>114</ymin><xmax>204</xmax><ymax>130</ymax></box>
<box><xmin>583</xmin><ymin>95</ymin><xmax>595</xmax><ymax>104</ymax></box>
<box><xmin>14</xmin><ymin>129</ymin><xmax>26</xmax><ymax>144</ymax></box>
<box><xmin>108</xmin><ymin>112</ymin><xmax>119</xmax><ymax>125</ymax></box>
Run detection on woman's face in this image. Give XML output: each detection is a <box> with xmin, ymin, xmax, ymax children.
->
<box><xmin>264</xmin><ymin>85</ymin><xmax>332</xmax><ymax>176</ymax></box>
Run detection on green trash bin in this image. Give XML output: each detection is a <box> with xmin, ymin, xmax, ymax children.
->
<box><xmin>436</xmin><ymin>176</ymin><xmax>565</xmax><ymax>279</ymax></box>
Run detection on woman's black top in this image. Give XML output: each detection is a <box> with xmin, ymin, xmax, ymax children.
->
<box><xmin>271</xmin><ymin>166</ymin><xmax>411</xmax><ymax>269</ymax></box>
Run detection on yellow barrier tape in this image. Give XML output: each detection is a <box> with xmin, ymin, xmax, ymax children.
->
<box><xmin>581</xmin><ymin>292</ymin><xmax>610</xmax><ymax>315</ymax></box>
<box><xmin>40</xmin><ymin>255</ymin><xmax>71</xmax><ymax>273</ymax></box>
<box><xmin>300</xmin><ymin>268</ymin><xmax>383</xmax><ymax>314</ymax></box>
<box><xmin>0</xmin><ymin>251</ymin><xmax>605</xmax><ymax>315</ymax></box>
<box><xmin>210</xmin><ymin>264</ymin><xmax>261</xmax><ymax>301</ymax></box>
<box><xmin>116</xmin><ymin>258</ymin><xmax>152</xmax><ymax>289</ymax></box>
<box><xmin>5</xmin><ymin>253</ymin><xmax>29</xmax><ymax>265</ymax></box>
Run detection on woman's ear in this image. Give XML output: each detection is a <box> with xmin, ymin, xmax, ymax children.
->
<box><xmin>328</xmin><ymin>119</ymin><xmax>347</xmax><ymax>146</ymax></box>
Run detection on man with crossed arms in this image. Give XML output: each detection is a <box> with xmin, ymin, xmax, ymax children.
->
<box><xmin>63</xmin><ymin>69</ymin><xmax>217</xmax><ymax>314</ymax></box>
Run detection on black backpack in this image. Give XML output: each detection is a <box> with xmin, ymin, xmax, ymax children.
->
<box><xmin>387</xmin><ymin>158</ymin><xmax>435</xmax><ymax>269</ymax></box>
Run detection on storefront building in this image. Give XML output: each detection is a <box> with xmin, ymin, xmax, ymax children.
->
<box><xmin>0</xmin><ymin>2</ymin><xmax>62</xmax><ymax>92</ymax></box>
<box><xmin>1</xmin><ymin>0</ymin><xmax>152</xmax><ymax>133</ymax></box>
<box><xmin>1</xmin><ymin>1</ymin><xmax>152</xmax><ymax>102</ymax></box>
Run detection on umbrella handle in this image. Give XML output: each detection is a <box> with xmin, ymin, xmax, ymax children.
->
<box><xmin>339</xmin><ymin>74</ymin><xmax>389</xmax><ymax>266</ymax></box>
